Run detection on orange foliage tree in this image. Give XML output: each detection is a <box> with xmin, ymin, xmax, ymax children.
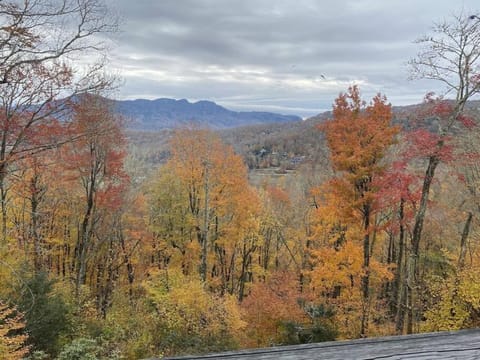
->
<box><xmin>148</xmin><ymin>128</ymin><xmax>261</xmax><ymax>299</ymax></box>
<box><xmin>240</xmin><ymin>271</ymin><xmax>311</xmax><ymax>348</ymax></box>
<box><xmin>310</xmin><ymin>86</ymin><xmax>399</xmax><ymax>337</ymax></box>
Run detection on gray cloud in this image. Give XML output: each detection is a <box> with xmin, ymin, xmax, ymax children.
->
<box><xmin>106</xmin><ymin>0</ymin><xmax>480</xmax><ymax>117</ymax></box>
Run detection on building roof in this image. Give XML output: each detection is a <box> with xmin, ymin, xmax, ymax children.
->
<box><xmin>163</xmin><ymin>328</ymin><xmax>480</xmax><ymax>360</ymax></box>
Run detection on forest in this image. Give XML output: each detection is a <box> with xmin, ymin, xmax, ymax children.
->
<box><xmin>1</xmin><ymin>1</ymin><xmax>480</xmax><ymax>359</ymax></box>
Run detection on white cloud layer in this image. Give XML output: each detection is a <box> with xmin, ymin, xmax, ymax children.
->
<box><xmin>106</xmin><ymin>0</ymin><xmax>480</xmax><ymax>117</ymax></box>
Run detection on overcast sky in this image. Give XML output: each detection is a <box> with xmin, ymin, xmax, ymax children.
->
<box><xmin>106</xmin><ymin>0</ymin><xmax>479</xmax><ymax>118</ymax></box>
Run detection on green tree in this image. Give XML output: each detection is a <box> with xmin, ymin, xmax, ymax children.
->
<box><xmin>17</xmin><ymin>272</ymin><xmax>70</xmax><ymax>356</ymax></box>
<box><xmin>57</xmin><ymin>338</ymin><xmax>100</xmax><ymax>360</ymax></box>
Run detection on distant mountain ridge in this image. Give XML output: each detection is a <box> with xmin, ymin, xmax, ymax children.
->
<box><xmin>113</xmin><ymin>98</ymin><xmax>301</xmax><ymax>130</ymax></box>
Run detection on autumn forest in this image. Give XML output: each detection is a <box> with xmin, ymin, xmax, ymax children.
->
<box><xmin>1</xmin><ymin>1</ymin><xmax>480</xmax><ymax>359</ymax></box>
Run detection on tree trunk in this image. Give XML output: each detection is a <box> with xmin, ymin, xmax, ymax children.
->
<box><xmin>76</xmin><ymin>169</ymin><xmax>96</xmax><ymax>294</ymax></box>
<box><xmin>119</xmin><ymin>225</ymin><xmax>135</xmax><ymax>302</ymax></box>
<box><xmin>360</xmin><ymin>203</ymin><xmax>371</xmax><ymax>337</ymax></box>
<box><xmin>411</xmin><ymin>155</ymin><xmax>439</xmax><ymax>257</ymax></box>
<box><xmin>200</xmin><ymin>162</ymin><xmax>209</xmax><ymax>283</ymax></box>
<box><xmin>458</xmin><ymin>212</ymin><xmax>473</xmax><ymax>270</ymax></box>
<box><xmin>31</xmin><ymin>183</ymin><xmax>41</xmax><ymax>272</ymax></box>
<box><xmin>406</xmin><ymin>155</ymin><xmax>439</xmax><ymax>334</ymax></box>
<box><xmin>0</xmin><ymin>170</ymin><xmax>7</xmax><ymax>244</ymax></box>
<box><xmin>0</xmin><ymin>129</ymin><xmax>8</xmax><ymax>244</ymax></box>
<box><xmin>30</xmin><ymin>174</ymin><xmax>44</xmax><ymax>272</ymax></box>
<box><xmin>406</xmin><ymin>253</ymin><xmax>416</xmax><ymax>334</ymax></box>
<box><xmin>394</xmin><ymin>198</ymin><xmax>406</xmax><ymax>334</ymax></box>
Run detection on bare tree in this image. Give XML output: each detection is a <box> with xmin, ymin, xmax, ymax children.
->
<box><xmin>0</xmin><ymin>0</ymin><xmax>117</xmax><ymax>85</ymax></box>
<box><xmin>410</xmin><ymin>13</ymin><xmax>480</xmax><ymax>104</ymax></box>
<box><xmin>405</xmin><ymin>12</ymin><xmax>480</xmax><ymax>333</ymax></box>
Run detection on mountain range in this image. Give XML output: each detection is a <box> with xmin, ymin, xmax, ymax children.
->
<box><xmin>113</xmin><ymin>98</ymin><xmax>301</xmax><ymax>130</ymax></box>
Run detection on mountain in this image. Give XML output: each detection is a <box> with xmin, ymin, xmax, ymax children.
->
<box><xmin>113</xmin><ymin>98</ymin><xmax>301</xmax><ymax>130</ymax></box>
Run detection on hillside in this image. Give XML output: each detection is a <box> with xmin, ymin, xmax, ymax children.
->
<box><xmin>114</xmin><ymin>98</ymin><xmax>301</xmax><ymax>130</ymax></box>
<box><xmin>125</xmin><ymin>114</ymin><xmax>327</xmax><ymax>179</ymax></box>
<box><xmin>126</xmin><ymin>100</ymin><xmax>480</xmax><ymax>179</ymax></box>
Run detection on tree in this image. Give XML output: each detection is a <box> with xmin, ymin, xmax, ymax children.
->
<box><xmin>7</xmin><ymin>150</ymin><xmax>61</xmax><ymax>273</ymax></box>
<box><xmin>56</xmin><ymin>338</ymin><xmax>101</xmax><ymax>360</ymax></box>
<box><xmin>16</xmin><ymin>272</ymin><xmax>70</xmax><ymax>356</ymax></box>
<box><xmin>373</xmin><ymin>159</ymin><xmax>421</xmax><ymax>334</ymax></box>
<box><xmin>0</xmin><ymin>0</ymin><xmax>117</xmax><ymax>243</ymax></box>
<box><xmin>61</xmin><ymin>94</ymin><xmax>128</xmax><ymax>296</ymax></box>
<box><xmin>148</xmin><ymin>128</ymin><xmax>261</xmax><ymax>299</ymax></box>
<box><xmin>0</xmin><ymin>0</ymin><xmax>116</xmax><ymax>85</ymax></box>
<box><xmin>142</xmin><ymin>268</ymin><xmax>245</xmax><ymax>356</ymax></box>
<box><xmin>258</xmin><ymin>186</ymin><xmax>304</xmax><ymax>277</ymax></box>
<box><xmin>406</xmin><ymin>12</ymin><xmax>480</xmax><ymax>333</ymax></box>
<box><xmin>313</xmin><ymin>86</ymin><xmax>398</xmax><ymax>337</ymax></box>
<box><xmin>240</xmin><ymin>271</ymin><xmax>315</xmax><ymax>348</ymax></box>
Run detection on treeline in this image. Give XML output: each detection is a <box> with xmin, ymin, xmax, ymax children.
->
<box><xmin>2</xmin><ymin>92</ymin><xmax>479</xmax><ymax>358</ymax></box>
<box><xmin>1</xmin><ymin>3</ymin><xmax>480</xmax><ymax>360</ymax></box>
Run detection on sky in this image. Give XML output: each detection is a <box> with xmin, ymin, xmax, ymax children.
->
<box><xmin>106</xmin><ymin>0</ymin><xmax>480</xmax><ymax>118</ymax></box>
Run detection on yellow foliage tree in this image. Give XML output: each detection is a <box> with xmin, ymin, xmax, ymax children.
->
<box><xmin>148</xmin><ymin>128</ymin><xmax>261</xmax><ymax>299</ymax></box>
<box><xmin>423</xmin><ymin>254</ymin><xmax>480</xmax><ymax>332</ymax></box>
<box><xmin>143</xmin><ymin>268</ymin><xmax>246</xmax><ymax>356</ymax></box>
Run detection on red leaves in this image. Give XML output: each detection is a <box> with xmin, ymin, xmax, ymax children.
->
<box><xmin>407</xmin><ymin>129</ymin><xmax>454</xmax><ymax>162</ymax></box>
<box><xmin>375</xmin><ymin>163</ymin><xmax>419</xmax><ymax>204</ymax></box>
<box><xmin>432</xmin><ymin>100</ymin><xmax>454</xmax><ymax>118</ymax></box>
<box><xmin>62</xmin><ymin>94</ymin><xmax>129</xmax><ymax>212</ymax></box>
<box><xmin>413</xmin><ymin>93</ymin><xmax>476</xmax><ymax>130</ymax></box>
<box><xmin>410</xmin><ymin>95</ymin><xmax>452</xmax><ymax>127</ymax></box>
<box><xmin>456</xmin><ymin>114</ymin><xmax>476</xmax><ymax>129</ymax></box>
<box><xmin>401</xmin><ymin>92</ymin><xmax>479</xmax><ymax>189</ymax></box>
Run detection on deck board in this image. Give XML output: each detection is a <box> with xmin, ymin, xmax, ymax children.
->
<box><xmin>161</xmin><ymin>329</ymin><xmax>480</xmax><ymax>359</ymax></box>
